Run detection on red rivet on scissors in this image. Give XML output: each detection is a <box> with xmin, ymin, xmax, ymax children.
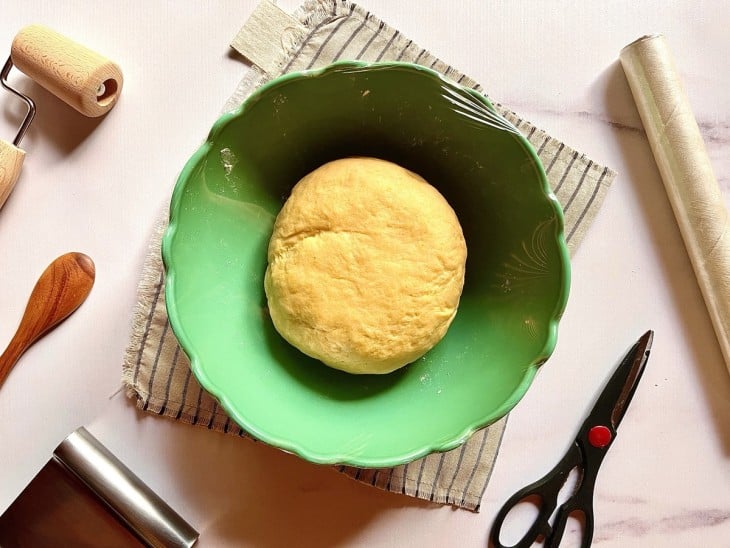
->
<box><xmin>588</xmin><ymin>425</ymin><xmax>612</xmax><ymax>448</ymax></box>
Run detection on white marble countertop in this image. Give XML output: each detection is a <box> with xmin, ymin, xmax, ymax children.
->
<box><xmin>1</xmin><ymin>1</ymin><xmax>729</xmax><ymax>546</ymax></box>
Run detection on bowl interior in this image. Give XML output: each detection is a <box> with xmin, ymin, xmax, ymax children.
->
<box><xmin>163</xmin><ymin>62</ymin><xmax>569</xmax><ymax>467</ymax></box>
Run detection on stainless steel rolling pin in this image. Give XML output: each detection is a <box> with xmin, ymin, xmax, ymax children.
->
<box><xmin>620</xmin><ymin>34</ymin><xmax>730</xmax><ymax>376</ymax></box>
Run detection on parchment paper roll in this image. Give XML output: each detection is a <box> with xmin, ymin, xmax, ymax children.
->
<box><xmin>620</xmin><ymin>34</ymin><xmax>730</xmax><ymax>375</ymax></box>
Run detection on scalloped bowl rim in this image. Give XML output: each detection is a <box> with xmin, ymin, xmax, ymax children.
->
<box><xmin>162</xmin><ymin>60</ymin><xmax>571</xmax><ymax>467</ymax></box>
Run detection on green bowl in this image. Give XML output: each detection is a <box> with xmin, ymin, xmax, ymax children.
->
<box><xmin>162</xmin><ymin>61</ymin><xmax>570</xmax><ymax>468</ymax></box>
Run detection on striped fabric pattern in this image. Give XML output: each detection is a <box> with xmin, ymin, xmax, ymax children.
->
<box><xmin>122</xmin><ymin>0</ymin><xmax>615</xmax><ymax>512</ymax></box>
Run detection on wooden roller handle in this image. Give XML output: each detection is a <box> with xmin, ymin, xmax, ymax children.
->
<box><xmin>11</xmin><ymin>24</ymin><xmax>123</xmax><ymax>117</ymax></box>
<box><xmin>0</xmin><ymin>140</ymin><xmax>25</xmax><ymax>211</ymax></box>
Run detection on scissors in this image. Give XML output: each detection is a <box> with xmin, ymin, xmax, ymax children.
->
<box><xmin>489</xmin><ymin>330</ymin><xmax>654</xmax><ymax>548</ymax></box>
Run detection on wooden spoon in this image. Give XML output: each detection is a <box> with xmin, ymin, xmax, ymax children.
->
<box><xmin>0</xmin><ymin>252</ymin><xmax>95</xmax><ymax>389</ymax></box>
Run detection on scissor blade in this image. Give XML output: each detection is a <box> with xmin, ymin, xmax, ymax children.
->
<box><xmin>585</xmin><ymin>330</ymin><xmax>653</xmax><ymax>433</ymax></box>
<box><xmin>607</xmin><ymin>330</ymin><xmax>653</xmax><ymax>429</ymax></box>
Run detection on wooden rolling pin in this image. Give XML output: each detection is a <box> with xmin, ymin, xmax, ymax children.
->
<box><xmin>620</xmin><ymin>34</ymin><xmax>730</xmax><ymax>376</ymax></box>
<box><xmin>0</xmin><ymin>25</ymin><xmax>123</xmax><ymax>211</ymax></box>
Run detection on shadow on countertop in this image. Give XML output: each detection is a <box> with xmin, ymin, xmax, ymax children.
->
<box><xmin>150</xmin><ymin>403</ymin><xmax>439</xmax><ymax>547</ymax></box>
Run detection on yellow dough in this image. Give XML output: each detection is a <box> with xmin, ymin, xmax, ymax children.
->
<box><xmin>264</xmin><ymin>157</ymin><xmax>467</xmax><ymax>374</ymax></box>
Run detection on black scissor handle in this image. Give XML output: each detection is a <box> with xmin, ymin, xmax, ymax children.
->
<box><xmin>490</xmin><ymin>487</ymin><xmax>594</xmax><ymax>548</ymax></box>
<box><xmin>490</xmin><ymin>444</ymin><xmax>584</xmax><ymax>548</ymax></box>
<box><xmin>546</xmin><ymin>495</ymin><xmax>594</xmax><ymax>548</ymax></box>
<box><xmin>490</xmin><ymin>483</ymin><xmax>555</xmax><ymax>548</ymax></box>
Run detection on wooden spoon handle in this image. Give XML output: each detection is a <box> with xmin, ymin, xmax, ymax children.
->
<box><xmin>0</xmin><ymin>252</ymin><xmax>95</xmax><ymax>388</ymax></box>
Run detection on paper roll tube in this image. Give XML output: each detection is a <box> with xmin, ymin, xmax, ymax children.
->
<box><xmin>620</xmin><ymin>34</ymin><xmax>730</xmax><ymax>375</ymax></box>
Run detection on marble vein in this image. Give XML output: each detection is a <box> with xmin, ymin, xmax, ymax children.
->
<box><xmin>594</xmin><ymin>508</ymin><xmax>730</xmax><ymax>542</ymax></box>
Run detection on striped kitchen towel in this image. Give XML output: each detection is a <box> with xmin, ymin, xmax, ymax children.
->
<box><xmin>122</xmin><ymin>0</ymin><xmax>615</xmax><ymax>512</ymax></box>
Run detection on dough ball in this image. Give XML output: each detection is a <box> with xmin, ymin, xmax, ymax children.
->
<box><xmin>264</xmin><ymin>157</ymin><xmax>467</xmax><ymax>374</ymax></box>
